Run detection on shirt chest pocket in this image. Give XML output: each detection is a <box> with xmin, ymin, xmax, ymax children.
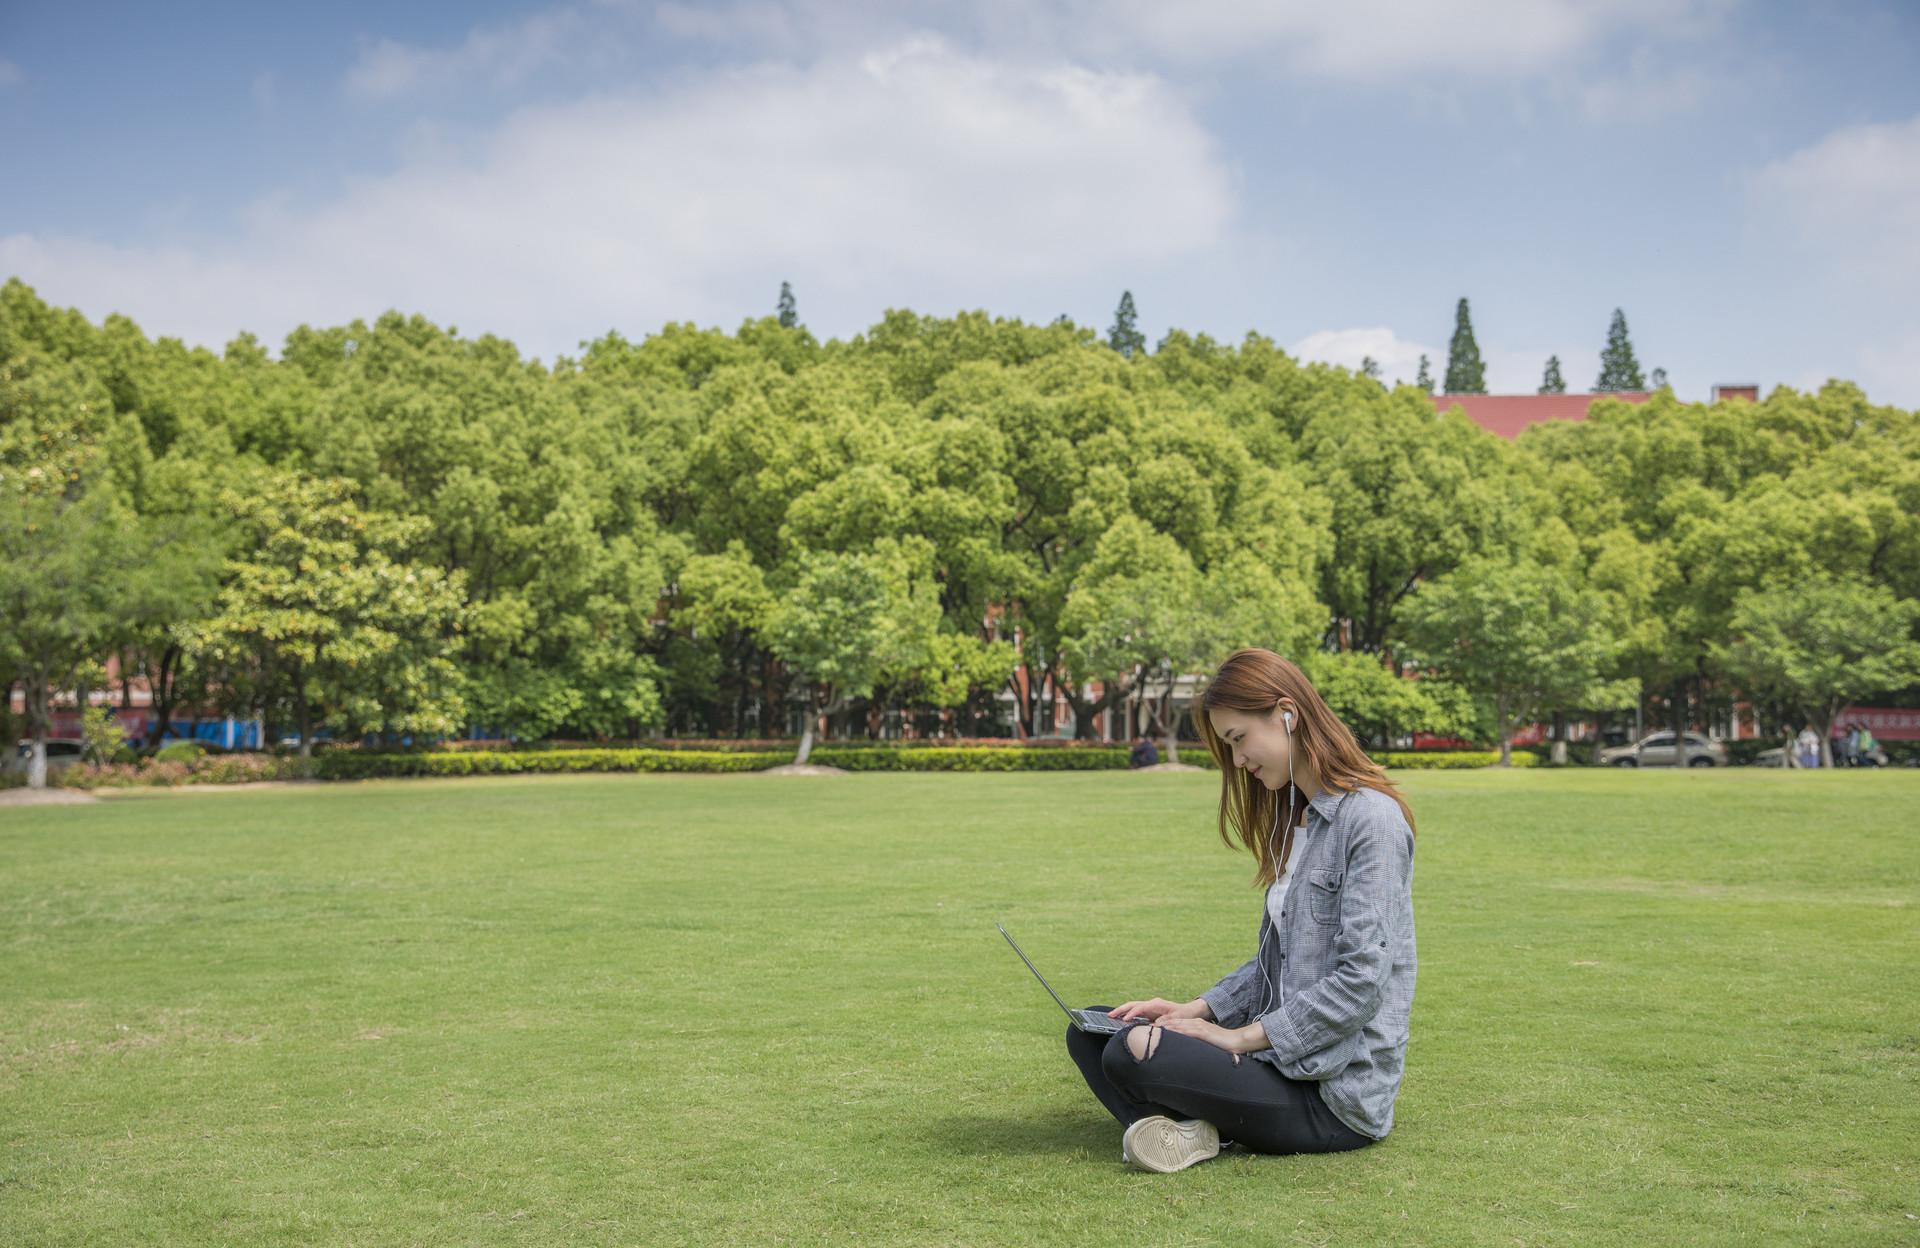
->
<box><xmin>1306</xmin><ymin>868</ymin><xmax>1343</xmax><ymax>924</ymax></box>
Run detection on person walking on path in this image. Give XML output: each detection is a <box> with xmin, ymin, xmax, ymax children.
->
<box><xmin>1065</xmin><ymin>647</ymin><xmax>1417</xmax><ymax>1172</ymax></box>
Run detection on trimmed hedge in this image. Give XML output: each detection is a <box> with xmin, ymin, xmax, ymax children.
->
<box><xmin>813</xmin><ymin>746</ymin><xmax>1130</xmax><ymax>771</ymax></box>
<box><xmin>1376</xmin><ymin>750</ymin><xmax>1538</xmax><ymax>770</ymax></box>
<box><xmin>313</xmin><ymin>748</ymin><xmax>781</xmax><ymax>779</ymax></box>
<box><xmin>33</xmin><ymin>743</ymin><xmax>1544</xmax><ymax>787</ymax></box>
<box><xmin>313</xmin><ymin>744</ymin><xmax>1530</xmax><ymax>780</ymax></box>
<box><xmin>449</xmin><ymin>736</ymin><xmax>1128</xmax><ymax>754</ymax></box>
<box><xmin>59</xmin><ymin>751</ymin><xmax>314</xmax><ymax>789</ymax></box>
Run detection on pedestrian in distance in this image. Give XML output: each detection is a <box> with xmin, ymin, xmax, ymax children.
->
<box><xmin>1795</xmin><ymin>724</ymin><xmax>1821</xmax><ymax>769</ymax></box>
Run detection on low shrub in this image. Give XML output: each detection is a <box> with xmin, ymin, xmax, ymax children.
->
<box><xmin>58</xmin><ymin>752</ymin><xmax>313</xmax><ymax>789</ymax></box>
<box><xmin>810</xmin><ymin>746</ymin><xmax>1134</xmax><ymax>771</ymax></box>
<box><xmin>1375</xmin><ymin>750</ymin><xmax>1538</xmax><ymax>770</ymax></box>
<box><xmin>1883</xmin><ymin>740</ymin><xmax>1920</xmax><ymax>766</ymax></box>
<box><xmin>1725</xmin><ymin>737</ymin><xmax>1786</xmax><ymax>766</ymax></box>
<box><xmin>462</xmin><ymin>736</ymin><xmax>1122</xmax><ymax>753</ymax></box>
<box><xmin>313</xmin><ymin>748</ymin><xmax>782</xmax><ymax>780</ymax></box>
<box><xmin>1504</xmin><ymin>743</ymin><xmax>1597</xmax><ymax>766</ymax></box>
<box><xmin>41</xmin><ymin>741</ymin><xmax>1539</xmax><ymax>787</ymax></box>
<box><xmin>314</xmin><ymin>745</ymin><xmax>1524</xmax><ymax>780</ymax></box>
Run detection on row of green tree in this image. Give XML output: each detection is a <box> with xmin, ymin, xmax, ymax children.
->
<box><xmin>3</xmin><ymin>276</ymin><xmax>1918</xmax><ymax>786</ymax></box>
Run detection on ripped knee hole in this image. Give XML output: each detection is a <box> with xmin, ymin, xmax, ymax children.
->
<box><xmin>1125</xmin><ymin>1024</ymin><xmax>1162</xmax><ymax>1062</ymax></box>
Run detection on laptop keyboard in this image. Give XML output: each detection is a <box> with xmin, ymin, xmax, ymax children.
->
<box><xmin>1079</xmin><ymin>1010</ymin><xmax>1137</xmax><ymax>1028</ymax></box>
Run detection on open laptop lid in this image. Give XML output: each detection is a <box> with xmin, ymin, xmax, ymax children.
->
<box><xmin>997</xmin><ymin>922</ymin><xmax>1079</xmax><ymax>1022</ymax></box>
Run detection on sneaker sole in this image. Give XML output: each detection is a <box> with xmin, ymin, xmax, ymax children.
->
<box><xmin>1122</xmin><ymin>1116</ymin><xmax>1220</xmax><ymax>1173</ymax></box>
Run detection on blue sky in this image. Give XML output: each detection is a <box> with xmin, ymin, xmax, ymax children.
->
<box><xmin>4</xmin><ymin>1</ymin><xmax>1919</xmax><ymax>404</ymax></box>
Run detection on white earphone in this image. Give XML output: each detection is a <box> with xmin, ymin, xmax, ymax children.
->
<box><xmin>1254</xmin><ymin>706</ymin><xmax>1297</xmax><ymax>1017</ymax></box>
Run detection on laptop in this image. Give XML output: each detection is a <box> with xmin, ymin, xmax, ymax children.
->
<box><xmin>997</xmin><ymin>922</ymin><xmax>1138</xmax><ymax>1035</ymax></box>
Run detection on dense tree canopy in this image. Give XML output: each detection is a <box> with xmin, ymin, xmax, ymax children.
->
<box><xmin>3</xmin><ymin>275</ymin><xmax>1917</xmax><ymax>778</ymax></box>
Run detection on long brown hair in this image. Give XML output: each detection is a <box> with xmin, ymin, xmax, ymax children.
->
<box><xmin>1192</xmin><ymin>647</ymin><xmax>1418</xmax><ymax>889</ymax></box>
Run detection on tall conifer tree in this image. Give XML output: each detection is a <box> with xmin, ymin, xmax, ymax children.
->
<box><xmin>1595</xmin><ymin>308</ymin><xmax>1646</xmax><ymax>391</ymax></box>
<box><xmin>777</xmin><ymin>281</ymin><xmax>798</xmax><ymax>328</ymax></box>
<box><xmin>1107</xmin><ymin>291</ymin><xmax>1146</xmax><ymax>359</ymax></box>
<box><xmin>1443</xmin><ymin>298</ymin><xmax>1487</xmax><ymax>394</ymax></box>
<box><xmin>1539</xmin><ymin>355</ymin><xmax>1566</xmax><ymax>394</ymax></box>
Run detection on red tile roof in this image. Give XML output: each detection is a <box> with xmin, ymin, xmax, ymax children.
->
<box><xmin>1429</xmin><ymin>392</ymin><xmax>1651</xmax><ymax>439</ymax></box>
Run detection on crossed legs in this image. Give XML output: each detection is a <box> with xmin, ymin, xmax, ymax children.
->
<box><xmin>1064</xmin><ymin>1005</ymin><xmax>1376</xmax><ymax>1156</ymax></box>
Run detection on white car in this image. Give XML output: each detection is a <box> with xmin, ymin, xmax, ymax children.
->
<box><xmin>9</xmin><ymin>739</ymin><xmax>88</xmax><ymax>775</ymax></box>
<box><xmin>1597</xmin><ymin>731</ymin><xmax>1729</xmax><ymax>768</ymax></box>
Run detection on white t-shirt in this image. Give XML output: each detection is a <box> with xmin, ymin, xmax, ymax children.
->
<box><xmin>1265</xmin><ymin>817</ymin><xmax>1308</xmax><ymax>929</ymax></box>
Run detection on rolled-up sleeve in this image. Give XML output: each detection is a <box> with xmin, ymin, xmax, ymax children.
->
<box><xmin>1256</xmin><ymin>802</ymin><xmax>1413</xmax><ymax>1071</ymax></box>
<box><xmin>1201</xmin><ymin>955</ymin><xmax>1261</xmax><ymax>1028</ymax></box>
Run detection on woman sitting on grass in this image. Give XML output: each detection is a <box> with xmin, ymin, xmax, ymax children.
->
<box><xmin>1066</xmin><ymin>647</ymin><xmax>1418</xmax><ymax>1172</ymax></box>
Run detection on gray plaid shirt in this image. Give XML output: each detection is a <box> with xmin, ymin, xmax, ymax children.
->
<box><xmin>1200</xmin><ymin>784</ymin><xmax>1417</xmax><ymax>1140</ymax></box>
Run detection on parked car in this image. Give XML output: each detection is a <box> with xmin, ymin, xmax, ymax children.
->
<box><xmin>1597</xmin><ymin>731</ymin><xmax>1729</xmax><ymax>768</ymax></box>
<box><xmin>9</xmin><ymin>738</ymin><xmax>88</xmax><ymax>776</ymax></box>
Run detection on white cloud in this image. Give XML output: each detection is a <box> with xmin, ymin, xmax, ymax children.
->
<box><xmin>1488</xmin><ymin>344</ymin><xmax>1599</xmax><ymax>394</ymax></box>
<box><xmin>650</xmin><ymin>0</ymin><xmax>1735</xmax><ymax>84</ymax></box>
<box><xmin>1292</xmin><ymin>328</ymin><xmax>1603</xmax><ymax>395</ymax></box>
<box><xmin>1751</xmin><ymin>114</ymin><xmax>1920</xmax><ymax>287</ymax></box>
<box><xmin>1088</xmin><ymin>0</ymin><xmax>1729</xmax><ymax>82</ymax></box>
<box><xmin>1745</xmin><ymin>115</ymin><xmax>1920</xmax><ymax>408</ymax></box>
<box><xmin>2</xmin><ymin>38</ymin><xmax>1236</xmax><ymax>361</ymax></box>
<box><xmin>1289</xmin><ymin>327</ymin><xmax>1439</xmax><ymax>385</ymax></box>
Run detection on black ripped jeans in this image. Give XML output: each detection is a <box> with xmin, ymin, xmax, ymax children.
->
<box><xmin>1065</xmin><ymin>1005</ymin><xmax>1376</xmax><ymax>1156</ymax></box>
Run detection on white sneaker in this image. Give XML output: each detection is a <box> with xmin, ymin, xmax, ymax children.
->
<box><xmin>1122</xmin><ymin>1116</ymin><xmax>1221</xmax><ymax>1173</ymax></box>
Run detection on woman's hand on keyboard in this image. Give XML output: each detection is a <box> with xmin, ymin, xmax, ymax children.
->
<box><xmin>1107</xmin><ymin>997</ymin><xmax>1209</xmax><ymax>1023</ymax></box>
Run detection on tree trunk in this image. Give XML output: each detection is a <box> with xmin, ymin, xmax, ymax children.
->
<box><xmin>1059</xmin><ymin>672</ymin><xmax>1131</xmax><ymax>742</ymax></box>
<box><xmin>1669</xmin><ymin>680</ymin><xmax>1689</xmax><ymax>768</ymax></box>
<box><xmin>1550</xmin><ymin>709</ymin><xmax>1568</xmax><ymax>765</ymax></box>
<box><xmin>758</xmin><ymin>652</ymin><xmax>771</xmax><ymax>740</ymax></box>
<box><xmin>794</xmin><ymin>690</ymin><xmax>843</xmax><ymax>765</ymax></box>
<box><xmin>24</xmin><ymin>669</ymin><xmax>49</xmax><ymax>790</ymax></box>
<box><xmin>148</xmin><ymin>644</ymin><xmax>181</xmax><ymax>752</ymax></box>
<box><xmin>1497</xmin><ymin>694</ymin><xmax>1511</xmax><ymax>767</ymax></box>
<box><xmin>794</xmin><ymin>695</ymin><xmax>817</xmax><ymax>765</ymax></box>
<box><xmin>1161</xmin><ymin>669</ymin><xmax>1180</xmax><ymax>766</ymax></box>
<box><xmin>296</xmin><ymin>671</ymin><xmax>314</xmax><ymax>760</ymax></box>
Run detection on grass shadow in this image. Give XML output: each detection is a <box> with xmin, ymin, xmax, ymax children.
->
<box><xmin>914</xmin><ymin>1110</ymin><xmax>1118</xmax><ymax>1158</ymax></box>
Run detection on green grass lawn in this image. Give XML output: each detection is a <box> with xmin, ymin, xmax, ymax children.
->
<box><xmin>2</xmin><ymin>769</ymin><xmax>1916</xmax><ymax>1246</ymax></box>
